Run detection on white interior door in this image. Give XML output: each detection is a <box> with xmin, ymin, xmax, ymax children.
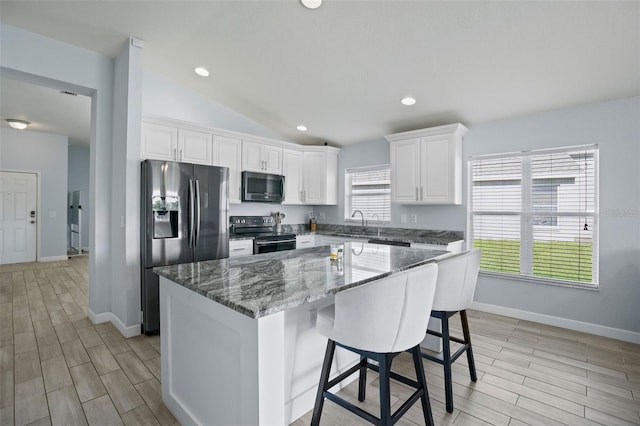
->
<box><xmin>0</xmin><ymin>171</ymin><xmax>37</xmax><ymax>265</ymax></box>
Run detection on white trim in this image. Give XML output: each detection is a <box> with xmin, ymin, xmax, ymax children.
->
<box><xmin>470</xmin><ymin>301</ymin><xmax>640</xmax><ymax>344</ymax></box>
<box><xmin>87</xmin><ymin>309</ymin><xmax>141</xmax><ymax>338</ymax></box>
<box><xmin>39</xmin><ymin>255</ymin><xmax>69</xmax><ymax>262</ymax></box>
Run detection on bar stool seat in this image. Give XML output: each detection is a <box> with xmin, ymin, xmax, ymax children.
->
<box><xmin>311</xmin><ymin>263</ymin><xmax>439</xmax><ymax>426</ymax></box>
<box><xmin>421</xmin><ymin>250</ymin><xmax>481</xmax><ymax>413</ymax></box>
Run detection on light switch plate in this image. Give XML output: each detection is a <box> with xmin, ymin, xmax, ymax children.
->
<box><xmin>411</xmin><ymin>214</ymin><xmax>417</xmax><ymax>223</ymax></box>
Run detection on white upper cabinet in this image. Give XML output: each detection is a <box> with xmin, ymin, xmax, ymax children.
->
<box><xmin>386</xmin><ymin>123</ymin><xmax>467</xmax><ymax>205</ymax></box>
<box><xmin>303</xmin><ymin>147</ymin><xmax>339</xmax><ymax>205</ymax></box>
<box><xmin>242</xmin><ymin>141</ymin><xmax>282</xmax><ymax>174</ymax></box>
<box><xmin>214</xmin><ymin>135</ymin><xmax>242</xmax><ymax>204</ymax></box>
<box><xmin>141</xmin><ymin>122</ymin><xmax>178</xmax><ymax>161</ymax></box>
<box><xmin>141</xmin><ymin>116</ymin><xmax>340</xmax><ymax>206</ymax></box>
<box><xmin>282</xmin><ymin>149</ymin><xmax>303</xmax><ymax>205</ymax></box>
<box><xmin>179</xmin><ymin>129</ymin><xmax>212</xmax><ymax>165</ymax></box>
<box><xmin>141</xmin><ymin>122</ymin><xmax>211</xmax><ymax>165</ymax></box>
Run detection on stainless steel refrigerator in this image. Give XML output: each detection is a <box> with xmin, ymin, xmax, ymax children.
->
<box><xmin>141</xmin><ymin>160</ymin><xmax>229</xmax><ymax>334</ymax></box>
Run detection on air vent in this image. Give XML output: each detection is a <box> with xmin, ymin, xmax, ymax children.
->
<box><xmin>60</xmin><ymin>90</ymin><xmax>78</xmax><ymax>96</ymax></box>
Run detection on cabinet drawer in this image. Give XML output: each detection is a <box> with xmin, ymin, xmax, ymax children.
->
<box><xmin>229</xmin><ymin>239</ymin><xmax>254</xmax><ymax>257</ymax></box>
<box><xmin>295</xmin><ymin>235</ymin><xmax>316</xmax><ymax>248</ymax></box>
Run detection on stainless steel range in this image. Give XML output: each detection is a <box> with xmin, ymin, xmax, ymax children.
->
<box><xmin>230</xmin><ymin>216</ymin><xmax>296</xmax><ymax>254</ymax></box>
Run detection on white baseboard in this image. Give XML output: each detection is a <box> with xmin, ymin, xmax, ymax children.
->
<box><xmin>87</xmin><ymin>309</ymin><xmax>141</xmax><ymax>338</ymax></box>
<box><xmin>470</xmin><ymin>301</ymin><xmax>640</xmax><ymax>344</ymax></box>
<box><xmin>39</xmin><ymin>255</ymin><xmax>69</xmax><ymax>262</ymax></box>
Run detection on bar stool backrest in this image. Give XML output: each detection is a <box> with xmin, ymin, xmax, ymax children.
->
<box><xmin>323</xmin><ymin>263</ymin><xmax>438</xmax><ymax>354</ymax></box>
<box><xmin>432</xmin><ymin>250</ymin><xmax>481</xmax><ymax>312</ymax></box>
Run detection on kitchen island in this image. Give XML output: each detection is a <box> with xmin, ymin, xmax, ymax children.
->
<box><xmin>154</xmin><ymin>243</ymin><xmax>449</xmax><ymax>425</ymax></box>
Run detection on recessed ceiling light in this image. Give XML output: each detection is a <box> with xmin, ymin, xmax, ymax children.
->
<box><xmin>6</xmin><ymin>119</ymin><xmax>30</xmax><ymax>130</ymax></box>
<box><xmin>194</xmin><ymin>67</ymin><xmax>210</xmax><ymax>77</ymax></box>
<box><xmin>301</xmin><ymin>0</ymin><xmax>322</xmax><ymax>9</ymax></box>
<box><xmin>401</xmin><ymin>96</ymin><xmax>416</xmax><ymax>106</ymax></box>
<box><xmin>297</xmin><ymin>125</ymin><xmax>308</xmax><ymax>132</ymax></box>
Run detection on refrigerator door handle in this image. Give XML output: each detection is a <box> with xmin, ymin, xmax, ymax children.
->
<box><xmin>195</xmin><ymin>180</ymin><xmax>201</xmax><ymax>247</ymax></box>
<box><xmin>189</xmin><ymin>179</ymin><xmax>195</xmax><ymax>247</ymax></box>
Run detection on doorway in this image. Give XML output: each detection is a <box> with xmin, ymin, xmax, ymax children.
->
<box><xmin>0</xmin><ymin>171</ymin><xmax>37</xmax><ymax>264</ymax></box>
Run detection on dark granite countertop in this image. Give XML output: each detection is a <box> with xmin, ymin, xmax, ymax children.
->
<box><xmin>154</xmin><ymin>243</ymin><xmax>449</xmax><ymax>319</ymax></box>
<box><xmin>231</xmin><ymin>224</ymin><xmax>463</xmax><ymax>245</ymax></box>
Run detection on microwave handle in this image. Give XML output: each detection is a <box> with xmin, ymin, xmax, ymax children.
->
<box><xmin>281</xmin><ymin>176</ymin><xmax>285</xmax><ymax>201</ymax></box>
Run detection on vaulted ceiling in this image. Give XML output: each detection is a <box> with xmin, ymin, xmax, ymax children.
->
<box><xmin>1</xmin><ymin>1</ymin><xmax>638</xmax><ymax>147</ymax></box>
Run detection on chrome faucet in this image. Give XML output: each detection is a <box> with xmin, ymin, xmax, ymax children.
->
<box><xmin>351</xmin><ymin>210</ymin><xmax>366</xmax><ymax>233</ymax></box>
<box><xmin>370</xmin><ymin>213</ymin><xmax>380</xmax><ymax>237</ymax></box>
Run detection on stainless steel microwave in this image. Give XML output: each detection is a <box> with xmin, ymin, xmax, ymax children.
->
<box><xmin>241</xmin><ymin>171</ymin><xmax>285</xmax><ymax>203</ymax></box>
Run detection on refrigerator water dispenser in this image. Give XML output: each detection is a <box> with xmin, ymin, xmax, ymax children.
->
<box><xmin>152</xmin><ymin>196</ymin><xmax>179</xmax><ymax>238</ymax></box>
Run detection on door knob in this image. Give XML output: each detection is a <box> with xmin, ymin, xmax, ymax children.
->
<box><xmin>30</xmin><ymin>220</ymin><xmax>35</xmax><ymax>224</ymax></box>
<box><xmin>30</xmin><ymin>210</ymin><xmax>36</xmax><ymax>217</ymax></box>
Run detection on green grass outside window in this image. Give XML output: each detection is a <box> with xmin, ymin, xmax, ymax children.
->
<box><xmin>474</xmin><ymin>239</ymin><xmax>593</xmax><ymax>283</ymax></box>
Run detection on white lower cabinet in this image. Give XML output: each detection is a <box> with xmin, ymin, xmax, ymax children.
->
<box><xmin>229</xmin><ymin>239</ymin><xmax>253</xmax><ymax>257</ymax></box>
<box><xmin>295</xmin><ymin>234</ymin><xmax>316</xmax><ymax>249</ymax></box>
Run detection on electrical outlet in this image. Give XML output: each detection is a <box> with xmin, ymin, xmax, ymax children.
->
<box><xmin>401</xmin><ymin>214</ymin><xmax>407</xmax><ymax>223</ymax></box>
<box><xmin>309</xmin><ymin>309</ymin><xmax>317</xmax><ymax>328</ymax></box>
<box><xmin>411</xmin><ymin>214</ymin><xmax>418</xmax><ymax>223</ymax></box>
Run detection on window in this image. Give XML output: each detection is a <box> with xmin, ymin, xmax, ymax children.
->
<box><xmin>469</xmin><ymin>145</ymin><xmax>598</xmax><ymax>287</ymax></box>
<box><xmin>345</xmin><ymin>165</ymin><xmax>391</xmax><ymax>222</ymax></box>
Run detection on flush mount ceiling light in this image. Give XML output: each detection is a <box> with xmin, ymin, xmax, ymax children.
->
<box><xmin>6</xmin><ymin>119</ymin><xmax>30</xmax><ymax>130</ymax></box>
<box><xmin>301</xmin><ymin>0</ymin><xmax>322</xmax><ymax>9</ymax></box>
<box><xmin>401</xmin><ymin>96</ymin><xmax>417</xmax><ymax>106</ymax></box>
<box><xmin>297</xmin><ymin>125</ymin><xmax>308</xmax><ymax>132</ymax></box>
<box><xmin>194</xmin><ymin>67</ymin><xmax>210</xmax><ymax>77</ymax></box>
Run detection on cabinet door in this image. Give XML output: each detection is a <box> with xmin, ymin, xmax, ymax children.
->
<box><xmin>215</xmin><ymin>135</ymin><xmax>242</xmax><ymax>204</ymax></box>
<box><xmin>303</xmin><ymin>151</ymin><xmax>326</xmax><ymax>204</ymax></box>
<box><xmin>420</xmin><ymin>135</ymin><xmax>458</xmax><ymax>204</ymax></box>
<box><xmin>141</xmin><ymin>122</ymin><xmax>177</xmax><ymax>161</ymax></box>
<box><xmin>179</xmin><ymin>129</ymin><xmax>212</xmax><ymax>165</ymax></box>
<box><xmin>262</xmin><ymin>145</ymin><xmax>282</xmax><ymax>174</ymax></box>
<box><xmin>242</xmin><ymin>141</ymin><xmax>263</xmax><ymax>172</ymax></box>
<box><xmin>390</xmin><ymin>138</ymin><xmax>420</xmax><ymax>203</ymax></box>
<box><xmin>282</xmin><ymin>149</ymin><xmax>303</xmax><ymax>204</ymax></box>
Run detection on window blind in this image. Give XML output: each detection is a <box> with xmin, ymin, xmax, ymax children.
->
<box><xmin>345</xmin><ymin>165</ymin><xmax>391</xmax><ymax>222</ymax></box>
<box><xmin>469</xmin><ymin>145</ymin><xmax>598</xmax><ymax>287</ymax></box>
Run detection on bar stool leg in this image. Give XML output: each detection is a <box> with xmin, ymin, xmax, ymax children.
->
<box><xmin>441</xmin><ymin>313</ymin><xmax>454</xmax><ymax>413</ymax></box>
<box><xmin>460</xmin><ymin>310</ymin><xmax>477</xmax><ymax>382</ymax></box>
<box><xmin>312</xmin><ymin>339</ymin><xmax>336</xmax><ymax>426</ymax></box>
<box><xmin>358</xmin><ymin>355</ymin><xmax>367</xmax><ymax>402</ymax></box>
<box><xmin>378</xmin><ymin>354</ymin><xmax>392</xmax><ymax>424</ymax></box>
<box><xmin>411</xmin><ymin>346</ymin><xmax>434</xmax><ymax>426</ymax></box>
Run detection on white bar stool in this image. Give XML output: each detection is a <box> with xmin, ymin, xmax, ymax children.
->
<box><xmin>421</xmin><ymin>250</ymin><xmax>481</xmax><ymax>413</ymax></box>
<box><xmin>311</xmin><ymin>263</ymin><xmax>439</xmax><ymax>426</ymax></box>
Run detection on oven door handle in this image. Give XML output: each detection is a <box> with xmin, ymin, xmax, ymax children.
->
<box><xmin>254</xmin><ymin>239</ymin><xmax>297</xmax><ymax>246</ymax></box>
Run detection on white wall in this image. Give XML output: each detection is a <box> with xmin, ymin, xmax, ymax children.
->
<box><xmin>1</xmin><ymin>128</ymin><xmax>68</xmax><ymax>259</ymax></box>
<box><xmin>321</xmin><ymin>97</ymin><xmax>640</xmax><ymax>335</ymax></box>
<box><xmin>1</xmin><ymin>23</ymin><xmax>117</xmax><ymax>327</ymax></box>
<box><xmin>68</xmin><ymin>145</ymin><xmax>90</xmax><ymax>249</ymax></box>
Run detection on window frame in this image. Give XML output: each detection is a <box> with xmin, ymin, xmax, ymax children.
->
<box><xmin>344</xmin><ymin>164</ymin><xmax>392</xmax><ymax>224</ymax></box>
<box><xmin>467</xmin><ymin>145</ymin><xmax>599</xmax><ymax>290</ymax></box>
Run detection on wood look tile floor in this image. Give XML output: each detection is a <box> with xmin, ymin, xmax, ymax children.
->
<box><xmin>0</xmin><ymin>257</ymin><xmax>174</xmax><ymax>426</ymax></box>
<box><xmin>2</xmin><ymin>257</ymin><xmax>639</xmax><ymax>425</ymax></box>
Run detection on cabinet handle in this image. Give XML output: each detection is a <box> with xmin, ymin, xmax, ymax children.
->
<box><xmin>180</xmin><ymin>149</ymin><xmax>183</xmax><ymax>161</ymax></box>
<box><xmin>415</xmin><ymin>187</ymin><xmax>418</xmax><ymax>201</ymax></box>
<box><xmin>174</xmin><ymin>148</ymin><xmax>177</xmax><ymax>160</ymax></box>
<box><xmin>232</xmin><ymin>247</ymin><xmax>246</xmax><ymax>251</ymax></box>
<box><xmin>420</xmin><ymin>187</ymin><xmax>423</xmax><ymax>201</ymax></box>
